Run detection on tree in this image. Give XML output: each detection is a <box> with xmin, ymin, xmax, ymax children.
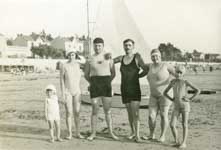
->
<box><xmin>158</xmin><ymin>42</ymin><xmax>183</xmax><ymax>61</ymax></box>
<box><xmin>31</xmin><ymin>45</ymin><xmax>65</xmax><ymax>59</ymax></box>
<box><xmin>6</xmin><ymin>39</ymin><xmax>13</xmax><ymax>46</ymax></box>
<box><xmin>46</xmin><ymin>34</ymin><xmax>53</xmax><ymax>41</ymax></box>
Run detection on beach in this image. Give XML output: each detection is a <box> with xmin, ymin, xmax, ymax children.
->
<box><xmin>0</xmin><ymin>70</ymin><xmax>221</xmax><ymax>150</ymax></box>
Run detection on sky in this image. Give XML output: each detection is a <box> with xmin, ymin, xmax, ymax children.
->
<box><xmin>0</xmin><ymin>0</ymin><xmax>221</xmax><ymax>53</ymax></box>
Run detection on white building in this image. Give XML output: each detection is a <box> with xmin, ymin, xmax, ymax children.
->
<box><xmin>30</xmin><ymin>34</ymin><xmax>50</xmax><ymax>46</ymax></box>
<box><xmin>13</xmin><ymin>34</ymin><xmax>50</xmax><ymax>48</ymax></box>
<box><xmin>0</xmin><ymin>34</ymin><xmax>31</xmax><ymax>58</ymax></box>
<box><xmin>13</xmin><ymin>34</ymin><xmax>34</xmax><ymax>48</ymax></box>
<box><xmin>50</xmin><ymin>36</ymin><xmax>84</xmax><ymax>54</ymax></box>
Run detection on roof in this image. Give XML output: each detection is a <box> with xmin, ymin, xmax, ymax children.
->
<box><xmin>53</xmin><ymin>36</ymin><xmax>72</xmax><ymax>42</ymax></box>
<box><xmin>21</xmin><ymin>35</ymin><xmax>34</xmax><ymax>41</ymax></box>
<box><xmin>206</xmin><ymin>53</ymin><xmax>220</xmax><ymax>56</ymax></box>
<box><xmin>30</xmin><ymin>34</ymin><xmax>39</xmax><ymax>41</ymax></box>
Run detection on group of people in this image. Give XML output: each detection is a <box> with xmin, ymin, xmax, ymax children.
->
<box><xmin>44</xmin><ymin>37</ymin><xmax>200</xmax><ymax>149</ymax></box>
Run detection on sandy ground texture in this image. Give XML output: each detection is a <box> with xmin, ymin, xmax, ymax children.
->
<box><xmin>0</xmin><ymin>70</ymin><xmax>221</xmax><ymax>150</ymax></box>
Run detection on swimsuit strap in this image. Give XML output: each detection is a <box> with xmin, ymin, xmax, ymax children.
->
<box><xmin>121</xmin><ymin>54</ymin><xmax>136</xmax><ymax>66</ymax></box>
<box><xmin>121</xmin><ymin>55</ymin><xmax>124</xmax><ymax>65</ymax></box>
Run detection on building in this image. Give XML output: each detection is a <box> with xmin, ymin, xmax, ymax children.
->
<box><xmin>50</xmin><ymin>36</ymin><xmax>84</xmax><ymax>54</ymax></box>
<box><xmin>0</xmin><ymin>34</ymin><xmax>7</xmax><ymax>58</ymax></box>
<box><xmin>13</xmin><ymin>34</ymin><xmax>34</xmax><ymax>48</ymax></box>
<box><xmin>205</xmin><ymin>53</ymin><xmax>221</xmax><ymax>62</ymax></box>
<box><xmin>30</xmin><ymin>33</ymin><xmax>50</xmax><ymax>46</ymax></box>
<box><xmin>13</xmin><ymin>34</ymin><xmax>50</xmax><ymax>48</ymax></box>
<box><xmin>192</xmin><ymin>50</ymin><xmax>205</xmax><ymax>61</ymax></box>
<box><xmin>0</xmin><ymin>34</ymin><xmax>31</xmax><ymax>58</ymax></box>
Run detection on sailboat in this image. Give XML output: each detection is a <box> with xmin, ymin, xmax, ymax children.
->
<box><xmin>82</xmin><ymin>0</ymin><xmax>150</xmax><ymax>108</ymax></box>
<box><xmin>90</xmin><ymin>0</ymin><xmax>151</xmax><ymax>82</ymax></box>
<box><xmin>91</xmin><ymin>0</ymin><xmax>151</xmax><ymax>62</ymax></box>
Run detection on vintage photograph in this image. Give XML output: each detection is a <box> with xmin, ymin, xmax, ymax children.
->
<box><xmin>0</xmin><ymin>0</ymin><xmax>220</xmax><ymax>150</ymax></box>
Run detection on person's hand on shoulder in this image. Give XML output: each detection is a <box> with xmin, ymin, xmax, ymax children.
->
<box><xmin>104</xmin><ymin>52</ymin><xmax>112</xmax><ymax>60</ymax></box>
<box><xmin>135</xmin><ymin>52</ymin><xmax>141</xmax><ymax>57</ymax></box>
<box><xmin>86</xmin><ymin>56</ymin><xmax>93</xmax><ymax>63</ymax></box>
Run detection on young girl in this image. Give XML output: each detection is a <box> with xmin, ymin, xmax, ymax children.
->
<box><xmin>45</xmin><ymin>84</ymin><xmax>63</xmax><ymax>142</ymax></box>
<box><xmin>163</xmin><ymin>65</ymin><xmax>200</xmax><ymax>148</ymax></box>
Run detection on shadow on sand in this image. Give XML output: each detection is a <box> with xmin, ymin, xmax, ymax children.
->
<box><xmin>0</xmin><ymin>123</ymin><xmax>66</xmax><ymax>142</ymax></box>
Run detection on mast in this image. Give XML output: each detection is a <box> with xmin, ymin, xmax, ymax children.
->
<box><xmin>86</xmin><ymin>0</ymin><xmax>90</xmax><ymax>56</ymax></box>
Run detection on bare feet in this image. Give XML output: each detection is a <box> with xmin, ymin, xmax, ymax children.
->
<box><xmin>172</xmin><ymin>142</ymin><xmax>180</xmax><ymax>147</ymax></box>
<box><xmin>141</xmin><ymin>135</ymin><xmax>156</xmax><ymax>141</ymax></box>
<box><xmin>49</xmin><ymin>138</ymin><xmax>55</xmax><ymax>143</ymax></box>
<box><xmin>158</xmin><ymin>136</ymin><xmax>165</xmax><ymax>143</ymax></box>
<box><xmin>141</xmin><ymin>135</ymin><xmax>148</xmax><ymax>140</ymax></box>
<box><xmin>87</xmin><ymin>134</ymin><xmax>96</xmax><ymax>141</ymax></box>
<box><xmin>56</xmin><ymin>138</ymin><xmax>64</xmax><ymax>142</ymax></box>
<box><xmin>76</xmin><ymin>134</ymin><xmax>85</xmax><ymax>139</ymax></box>
<box><xmin>179</xmin><ymin>143</ymin><xmax>187</xmax><ymax>149</ymax></box>
<box><xmin>65</xmin><ymin>136</ymin><xmax>72</xmax><ymax>140</ymax></box>
<box><xmin>134</xmin><ymin>136</ymin><xmax>142</xmax><ymax>143</ymax></box>
<box><xmin>127</xmin><ymin>134</ymin><xmax>135</xmax><ymax>140</ymax></box>
<box><xmin>110</xmin><ymin>133</ymin><xmax>119</xmax><ymax>140</ymax></box>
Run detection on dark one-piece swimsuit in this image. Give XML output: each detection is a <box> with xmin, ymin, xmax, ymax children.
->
<box><xmin>120</xmin><ymin>55</ymin><xmax>141</xmax><ymax>104</ymax></box>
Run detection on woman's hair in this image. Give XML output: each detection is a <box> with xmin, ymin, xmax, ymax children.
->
<box><xmin>66</xmin><ymin>52</ymin><xmax>80</xmax><ymax>60</ymax></box>
<box><xmin>123</xmin><ymin>39</ymin><xmax>135</xmax><ymax>45</ymax></box>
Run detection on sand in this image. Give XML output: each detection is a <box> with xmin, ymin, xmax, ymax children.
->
<box><xmin>0</xmin><ymin>70</ymin><xmax>221</xmax><ymax>150</ymax></box>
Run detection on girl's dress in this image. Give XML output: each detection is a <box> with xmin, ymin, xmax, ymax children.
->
<box><xmin>46</xmin><ymin>95</ymin><xmax>60</xmax><ymax>121</ymax></box>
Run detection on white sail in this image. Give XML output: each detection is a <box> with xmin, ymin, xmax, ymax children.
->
<box><xmin>92</xmin><ymin>0</ymin><xmax>151</xmax><ymax>62</ymax></box>
<box><xmin>91</xmin><ymin>0</ymin><xmax>150</xmax><ymax>85</ymax></box>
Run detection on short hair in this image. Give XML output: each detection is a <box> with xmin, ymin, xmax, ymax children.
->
<box><xmin>175</xmin><ymin>65</ymin><xmax>186</xmax><ymax>74</ymax></box>
<box><xmin>93</xmin><ymin>37</ymin><xmax>104</xmax><ymax>44</ymax></box>
<box><xmin>123</xmin><ymin>39</ymin><xmax>135</xmax><ymax>45</ymax></box>
<box><xmin>151</xmin><ymin>49</ymin><xmax>161</xmax><ymax>55</ymax></box>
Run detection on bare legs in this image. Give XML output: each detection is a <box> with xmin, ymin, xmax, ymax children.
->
<box><xmin>65</xmin><ymin>93</ymin><xmax>83</xmax><ymax>139</ymax></box>
<box><xmin>125</xmin><ymin>104</ymin><xmax>135</xmax><ymax>139</ymax></box>
<box><xmin>159</xmin><ymin>106</ymin><xmax>169</xmax><ymax>142</ymax></box>
<box><xmin>87</xmin><ymin>98</ymin><xmax>99</xmax><ymax>140</ymax></box>
<box><xmin>73</xmin><ymin>94</ymin><xmax>84</xmax><ymax>138</ymax></box>
<box><xmin>48</xmin><ymin>120</ymin><xmax>62</xmax><ymax>142</ymax></box>
<box><xmin>148</xmin><ymin>105</ymin><xmax>170</xmax><ymax>142</ymax></box>
<box><xmin>125</xmin><ymin>101</ymin><xmax>140</xmax><ymax>142</ymax></box>
<box><xmin>48</xmin><ymin>120</ymin><xmax>55</xmax><ymax>142</ymax></box>
<box><xmin>65</xmin><ymin>101</ymin><xmax>72</xmax><ymax>139</ymax></box>
<box><xmin>180</xmin><ymin>112</ymin><xmax>189</xmax><ymax>148</ymax></box>
<box><xmin>87</xmin><ymin>97</ymin><xmax>118</xmax><ymax>141</ymax></box>
<box><xmin>170</xmin><ymin>111</ymin><xmax>179</xmax><ymax>145</ymax></box>
<box><xmin>170</xmin><ymin>110</ymin><xmax>189</xmax><ymax>148</ymax></box>
<box><xmin>148</xmin><ymin>107</ymin><xmax>158</xmax><ymax>140</ymax></box>
<box><xmin>102</xmin><ymin>97</ymin><xmax>119</xmax><ymax>140</ymax></box>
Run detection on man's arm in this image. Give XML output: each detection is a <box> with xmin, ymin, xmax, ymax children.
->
<box><xmin>76</xmin><ymin>55</ymin><xmax>86</xmax><ymax>64</ymax></box>
<box><xmin>167</xmin><ymin>63</ymin><xmax>176</xmax><ymax>77</ymax></box>
<box><xmin>109</xmin><ymin>59</ymin><xmax>116</xmax><ymax>81</ymax></box>
<box><xmin>84</xmin><ymin>60</ymin><xmax>91</xmax><ymax>83</ymax></box>
<box><xmin>163</xmin><ymin>80</ymin><xmax>175</xmax><ymax>101</ymax></box>
<box><xmin>113</xmin><ymin>55</ymin><xmax>123</xmax><ymax>64</ymax></box>
<box><xmin>135</xmin><ymin>53</ymin><xmax>149</xmax><ymax>78</ymax></box>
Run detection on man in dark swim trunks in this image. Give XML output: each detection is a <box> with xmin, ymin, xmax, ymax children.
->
<box><xmin>84</xmin><ymin>37</ymin><xmax>119</xmax><ymax>141</ymax></box>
